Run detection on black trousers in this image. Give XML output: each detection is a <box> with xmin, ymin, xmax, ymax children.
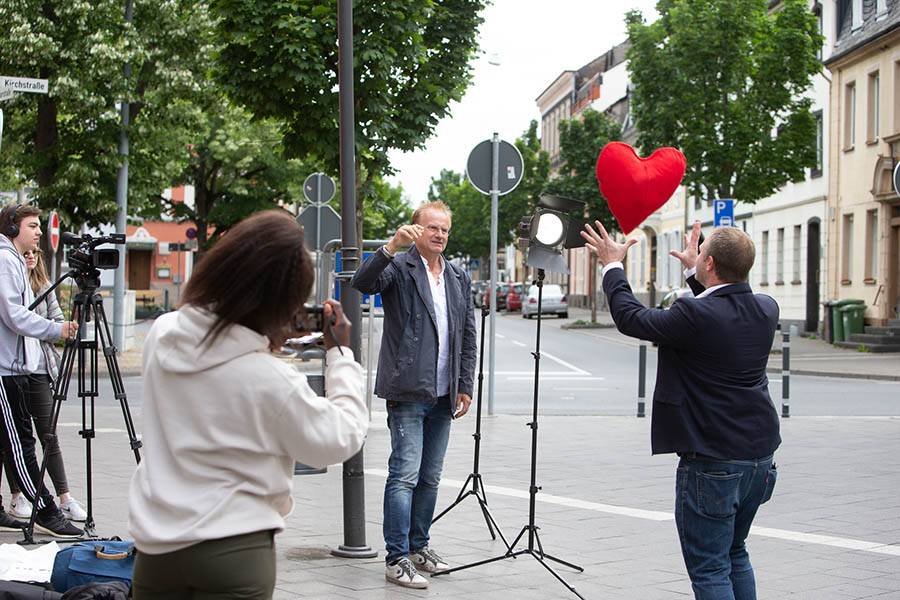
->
<box><xmin>132</xmin><ymin>530</ymin><xmax>277</xmax><ymax>600</ymax></box>
<box><xmin>0</xmin><ymin>375</ymin><xmax>55</xmax><ymax>512</ymax></box>
<box><xmin>5</xmin><ymin>373</ymin><xmax>70</xmax><ymax>497</ymax></box>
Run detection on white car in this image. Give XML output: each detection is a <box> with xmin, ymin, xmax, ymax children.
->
<box><xmin>522</xmin><ymin>284</ymin><xmax>568</xmax><ymax>319</ymax></box>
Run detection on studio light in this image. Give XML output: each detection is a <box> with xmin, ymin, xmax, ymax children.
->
<box><xmin>517</xmin><ymin>194</ymin><xmax>587</xmax><ymax>274</ymax></box>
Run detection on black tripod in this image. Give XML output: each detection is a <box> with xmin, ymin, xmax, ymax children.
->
<box><xmin>431</xmin><ymin>304</ymin><xmax>510</xmax><ymax>550</ymax></box>
<box><xmin>20</xmin><ymin>266</ymin><xmax>142</xmax><ymax>544</ymax></box>
<box><xmin>433</xmin><ymin>270</ymin><xmax>584</xmax><ymax>599</ymax></box>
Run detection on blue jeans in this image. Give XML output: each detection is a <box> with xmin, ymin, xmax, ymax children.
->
<box><xmin>675</xmin><ymin>454</ymin><xmax>777</xmax><ymax>600</ymax></box>
<box><xmin>383</xmin><ymin>398</ymin><xmax>452</xmax><ymax>564</ymax></box>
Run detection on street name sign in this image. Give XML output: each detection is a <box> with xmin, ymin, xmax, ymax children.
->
<box><xmin>0</xmin><ymin>76</ymin><xmax>49</xmax><ymax>94</ymax></box>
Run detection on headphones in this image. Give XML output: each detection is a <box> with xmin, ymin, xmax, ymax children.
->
<box><xmin>4</xmin><ymin>204</ymin><xmax>21</xmax><ymax>239</ymax></box>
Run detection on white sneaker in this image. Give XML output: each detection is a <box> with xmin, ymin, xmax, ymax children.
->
<box><xmin>385</xmin><ymin>557</ymin><xmax>428</xmax><ymax>588</ymax></box>
<box><xmin>59</xmin><ymin>498</ymin><xmax>87</xmax><ymax>522</ymax></box>
<box><xmin>410</xmin><ymin>546</ymin><xmax>449</xmax><ymax>573</ymax></box>
<box><xmin>8</xmin><ymin>495</ymin><xmax>32</xmax><ymax>519</ymax></box>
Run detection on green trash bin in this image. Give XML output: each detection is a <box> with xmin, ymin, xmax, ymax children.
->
<box><xmin>827</xmin><ymin>299</ymin><xmax>865</xmax><ymax>343</ymax></box>
<box><xmin>839</xmin><ymin>303</ymin><xmax>866</xmax><ymax>342</ymax></box>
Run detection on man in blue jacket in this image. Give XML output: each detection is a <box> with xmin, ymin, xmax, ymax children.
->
<box><xmin>352</xmin><ymin>200</ymin><xmax>476</xmax><ymax>589</ymax></box>
<box><xmin>581</xmin><ymin>219</ymin><xmax>780</xmax><ymax>600</ymax></box>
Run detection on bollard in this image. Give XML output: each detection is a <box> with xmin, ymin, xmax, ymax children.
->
<box><xmin>637</xmin><ymin>343</ymin><xmax>646</xmax><ymax>418</ymax></box>
<box><xmin>781</xmin><ymin>331</ymin><xmax>790</xmax><ymax>418</ymax></box>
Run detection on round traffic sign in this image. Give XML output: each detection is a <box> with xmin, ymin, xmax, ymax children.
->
<box><xmin>465</xmin><ymin>138</ymin><xmax>524</xmax><ymax>196</ymax></box>
<box><xmin>185</xmin><ymin>227</ymin><xmax>197</xmax><ymax>240</ymax></box>
<box><xmin>48</xmin><ymin>210</ymin><xmax>60</xmax><ymax>252</ymax></box>
<box><xmin>303</xmin><ymin>173</ymin><xmax>336</xmax><ymax>204</ymax></box>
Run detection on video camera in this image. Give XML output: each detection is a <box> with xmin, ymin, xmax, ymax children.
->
<box><xmin>61</xmin><ymin>231</ymin><xmax>125</xmax><ymax>273</ymax></box>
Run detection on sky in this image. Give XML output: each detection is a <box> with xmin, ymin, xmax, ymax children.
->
<box><xmin>386</xmin><ymin>0</ymin><xmax>660</xmax><ymax>207</ymax></box>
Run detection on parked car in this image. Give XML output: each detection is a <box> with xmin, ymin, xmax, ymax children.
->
<box><xmin>522</xmin><ymin>284</ymin><xmax>567</xmax><ymax>319</ymax></box>
<box><xmin>482</xmin><ymin>283</ymin><xmax>510</xmax><ymax>310</ymax></box>
<box><xmin>471</xmin><ymin>280</ymin><xmax>488</xmax><ymax>307</ymax></box>
<box><xmin>506</xmin><ymin>282</ymin><xmax>526</xmax><ymax>312</ymax></box>
<box><xmin>656</xmin><ymin>287</ymin><xmax>694</xmax><ymax>310</ymax></box>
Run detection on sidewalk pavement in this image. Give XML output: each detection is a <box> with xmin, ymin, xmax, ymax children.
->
<box><xmin>107</xmin><ymin>306</ymin><xmax>900</xmax><ymax>381</ymax></box>
<box><xmin>54</xmin><ymin>307</ymin><xmax>900</xmax><ymax>599</ymax></box>
<box><xmin>5</xmin><ymin>396</ymin><xmax>899</xmax><ymax>598</ymax></box>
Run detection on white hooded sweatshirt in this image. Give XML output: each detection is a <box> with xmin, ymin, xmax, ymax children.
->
<box><xmin>128</xmin><ymin>305</ymin><xmax>367</xmax><ymax>554</ymax></box>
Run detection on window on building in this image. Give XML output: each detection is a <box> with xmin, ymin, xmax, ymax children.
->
<box><xmin>640</xmin><ymin>238</ymin><xmax>646</xmax><ymax>287</ymax></box>
<box><xmin>851</xmin><ymin>0</ymin><xmax>863</xmax><ymax>30</ymax></box>
<box><xmin>844</xmin><ymin>82</ymin><xmax>856</xmax><ymax>150</ymax></box>
<box><xmin>865</xmin><ymin>209</ymin><xmax>878</xmax><ymax>282</ymax></box>
<box><xmin>760</xmin><ymin>231</ymin><xmax>769</xmax><ymax>285</ymax></box>
<box><xmin>894</xmin><ymin>60</ymin><xmax>900</xmax><ymax>134</ymax></box>
<box><xmin>867</xmin><ymin>71</ymin><xmax>880</xmax><ymax>143</ymax></box>
<box><xmin>813</xmin><ymin>2</ymin><xmax>823</xmax><ymax>60</ymax></box>
<box><xmin>812</xmin><ymin>110</ymin><xmax>823</xmax><ymax>177</ymax></box>
<box><xmin>776</xmin><ymin>228</ymin><xmax>785</xmax><ymax>284</ymax></box>
<box><xmin>876</xmin><ymin>0</ymin><xmax>888</xmax><ymax>18</ymax></box>
<box><xmin>792</xmin><ymin>225</ymin><xmax>802</xmax><ymax>283</ymax></box>
<box><xmin>841</xmin><ymin>213</ymin><xmax>854</xmax><ymax>284</ymax></box>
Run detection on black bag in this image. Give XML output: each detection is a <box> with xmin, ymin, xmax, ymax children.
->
<box><xmin>0</xmin><ymin>581</ymin><xmax>61</xmax><ymax>599</ymax></box>
<box><xmin>50</xmin><ymin>542</ymin><xmax>135</xmax><ymax>593</ymax></box>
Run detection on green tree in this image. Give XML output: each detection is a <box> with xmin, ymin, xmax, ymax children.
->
<box><xmin>544</xmin><ymin>109</ymin><xmax>622</xmax><ymax>230</ymax></box>
<box><xmin>544</xmin><ymin>109</ymin><xmax>622</xmax><ymax>321</ymax></box>
<box><xmin>152</xmin><ymin>100</ymin><xmax>312</xmax><ymax>262</ymax></box>
<box><xmin>428</xmin><ymin>169</ymin><xmax>489</xmax><ymax>262</ymax></box>
<box><xmin>626</xmin><ymin>0</ymin><xmax>823</xmax><ymax>203</ymax></box>
<box><xmin>211</xmin><ymin>0</ymin><xmax>486</xmax><ymax>242</ymax></box>
<box><xmin>0</xmin><ymin>0</ymin><xmax>217</xmax><ymax>229</ymax></box>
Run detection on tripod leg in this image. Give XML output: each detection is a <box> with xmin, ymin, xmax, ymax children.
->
<box><xmin>92</xmin><ymin>294</ymin><xmax>142</xmax><ymax>464</ymax></box>
<box><xmin>528</xmin><ymin>551</ymin><xmax>587</xmax><ymax>600</ymax></box>
<box><xmin>533</xmin><ymin>528</ymin><xmax>583</xmax><ymax>572</ymax></box>
<box><xmin>432</xmin><ymin>473</ymin><xmax>476</xmax><ymax>524</ymax></box>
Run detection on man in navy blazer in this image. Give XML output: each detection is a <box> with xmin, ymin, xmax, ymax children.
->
<box><xmin>582</xmin><ymin>219</ymin><xmax>780</xmax><ymax>600</ymax></box>
<box><xmin>352</xmin><ymin>200</ymin><xmax>476</xmax><ymax>589</ymax></box>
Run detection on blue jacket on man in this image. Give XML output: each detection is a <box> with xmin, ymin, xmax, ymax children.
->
<box><xmin>603</xmin><ymin>267</ymin><xmax>781</xmax><ymax>460</ymax></box>
<box><xmin>351</xmin><ymin>244</ymin><xmax>476</xmax><ymax>409</ymax></box>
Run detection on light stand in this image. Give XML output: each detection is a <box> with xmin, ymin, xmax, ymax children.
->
<box><xmin>431</xmin><ymin>304</ymin><xmax>510</xmax><ymax>550</ymax></box>
<box><xmin>433</xmin><ymin>269</ymin><xmax>584</xmax><ymax>599</ymax></box>
<box><xmin>19</xmin><ymin>266</ymin><xmax>141</xmax><ymax>544</ymax></box>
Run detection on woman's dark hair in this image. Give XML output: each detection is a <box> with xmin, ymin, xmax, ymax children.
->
<box><xmin>180</xmin><ymin>210</ymin><xmax>314</xmax><ymax>345</ymax></box>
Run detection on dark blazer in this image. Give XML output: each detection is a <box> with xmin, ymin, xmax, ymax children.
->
<box><xmin>351</xmin><ymin>245</ymin><xmax>477</xmax><ymax>409</ymax></box>
<box><xmin>603</xmin><ymin>267</ymin><xmax>781</xmax><ymax>459</ymax></box>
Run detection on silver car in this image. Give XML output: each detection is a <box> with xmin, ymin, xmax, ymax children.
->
<box><xmin>522</xmin><ymin>284</ymin><xmax>568</xmax><ymax>319</ymax></box>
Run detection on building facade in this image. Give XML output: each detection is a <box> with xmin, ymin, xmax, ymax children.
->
<box><xmin>825</xmin><ymin>0</ymin><xmax>900</xmax><ymax>325</ymax></box>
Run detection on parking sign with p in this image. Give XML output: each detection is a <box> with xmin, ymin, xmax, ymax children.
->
<box><xmin>714</xmin><ymin>199</ymin><xmax>734</xmax><ymax>227</ymax></box>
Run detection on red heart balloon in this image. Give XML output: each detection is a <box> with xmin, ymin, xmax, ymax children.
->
<box><xmin>595</xmin><ymin>142</ymin><xmax>686</xmax><ymax>234</ymax></box>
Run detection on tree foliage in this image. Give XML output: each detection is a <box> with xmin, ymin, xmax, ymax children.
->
<box><xmin>0</xmin><ymin>0</ymin><xmax>216</xmax><ymax>228</ymax></box>
<box><xmin>210</xmin><ymin>0</ymin><xmax>486</xmax><ymax>240</ymax></box>
<box><xmin>626</xmin><ymin>0</ymin><xmax>823</xmax><ymax>203</ymax></box>
<box><xmin>544</xmin><ymin>109</ymin><xmax>621</xmax><ymax>232</ymax></box>
<box><xmin>426</xmin><ymin>121</ymin><xmax>551</xmax><ymax>266</ymax></box>
<box><xmin>152</xmin><ymin>99</ymin><xmax>313</xmax><ymax>261</ymax></box>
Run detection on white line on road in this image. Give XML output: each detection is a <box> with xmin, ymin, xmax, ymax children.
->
<box><xmin>540</xmin><ymin>350</ymin><xmax>591</xmax><ymax>375</ymax></box>
<box><xmin>365</xmin><ymin>469</ymin><xmax>900</xmax><ymax>557</ymax></box>
<box><xmin>505</xmin><ymin>376</ymin><xmax>606</xmax><ymax>381</ymax></box>
<box><xmin>511</xmin><ymin>340</ymin><xmax>527</xmax><ymax>347</ymax></box>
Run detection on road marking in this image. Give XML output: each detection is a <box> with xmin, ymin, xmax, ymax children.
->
<box><xmin>505</xmin><ymin>376</ymin><xmax>606</xmax><ymax>381</ymax></box>
<box><xmin>366</xmin><ymin>470</ymin><xmax>900</xmax><ymax>557</ymax></box>
<box><xmin>511</xmin><ymin>340</ymin><xmax>527</xmax><ymax>347</ymax></box>
<box><xmin>540</xmin><ymin>350</ymin><xmax>591</xmax><ymax>375</ymax></box>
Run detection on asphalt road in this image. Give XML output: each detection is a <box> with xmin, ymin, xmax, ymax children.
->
<box><xmin>84</xmin><ymin>310</ymin><xmax>900</xmax><ymax>418</ymax></box>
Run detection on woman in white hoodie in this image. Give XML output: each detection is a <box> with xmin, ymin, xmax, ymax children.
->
<box><xmin>128</xmin><ymin>210</ymin><xmax>368</xmax><ymax>599</ymax></box>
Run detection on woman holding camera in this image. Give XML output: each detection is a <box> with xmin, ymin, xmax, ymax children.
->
<box><xmin>4</xmin><ymin>248</ymin><xmax>87</xmax><ymax>522</ymax></box>
<box><xmin>128</xmin><ymin>211</ymin><xmax>367</xmax><ymax>599</ymax></box>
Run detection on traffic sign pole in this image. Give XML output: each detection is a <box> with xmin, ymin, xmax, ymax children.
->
<box><xmin>489</xmin><ymin>134</ymin><xmax>500</xmax><ymax>416</ymax></box>
<box><xmin>465</xmin><ymin>135</ymin><xmax>523</xmax><ymax>416</ymax></box>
